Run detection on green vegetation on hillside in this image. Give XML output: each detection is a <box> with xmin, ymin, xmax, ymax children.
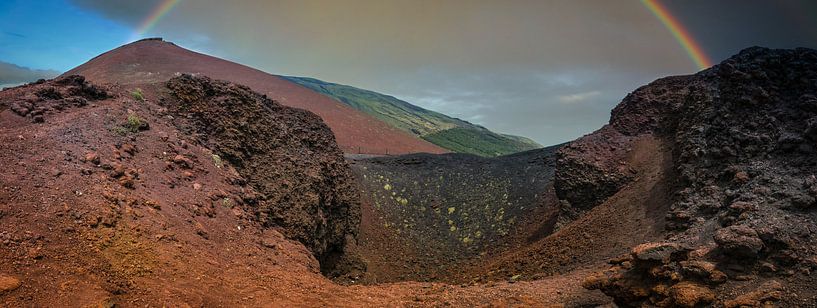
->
<box><xmin>422</xmin><ymin>128</ymin><xmax>539</xmax><ymax>157</ymax></box>
<box><xmin>283</xmin><ymin>76</ymin><xmax>541</xmax><ymax>156</ymax></box>
<box><xmin>500</xmin><ymin>134</ymin><xmax>541</xmax><ymax>149</ymax></box>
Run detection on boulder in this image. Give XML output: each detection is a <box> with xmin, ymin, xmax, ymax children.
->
<box><xmin>632</xmin><ymin>242</ymin><xmax>686</xmax><ymax>262</ymax></box>
<box><xmin>172</xmin><ymin>155</ymin><xmax>194</xmax><ymax>169</ymax></box>
<box><xmin>680</xmin><ymin>260</ymin><xmax>727</xmax><ymax>284</ymax></box>
<box><xmin>0</xmin><ymin>275</ymin><xmax>21</xmax><ymax>294</ymax></box>
<box><xmin>669</xmin><ymin>282</ymin><xmax>715</xmax><ymax>307</ymax></box>
<box><xmin>714</xmin><ymin>225</ymin><xmax>764</xmax><ymax>258</ymax></box>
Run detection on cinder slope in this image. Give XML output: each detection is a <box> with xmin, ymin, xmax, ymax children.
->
<box><xmin>64</xmin><ymin>38</ymin><xmax>446</xmax><ymax>155</ymax></box>
<box><xmin>348</xmin><ymin>133</ymin><xmax>674</xmax><ymax>286</ymax></box>
<box><xmin>345</xmin><ymin>47</ymin><xmax>817</xmax><ymax>307</ymax></box>
<box><xmin>0</xmin><ymin>74</ymin><xmax>362</xmax><ymax>305</ymax></box>
<box><xmin>574</xmin><ymin>47</ymin><xmax>817</xmax><ymax>306</ymax></box>
<box><xmin>0</xmin><ymin>75</ymin><xmax>609</xmax><ymax>307</ymax></box>
<box><xmin>348</xmin><ymin>146</ymin><xmax>562</xmax><ymax>284</ymax></box>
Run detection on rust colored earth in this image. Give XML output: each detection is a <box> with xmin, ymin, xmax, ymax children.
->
<box><xmin>64</xmin><ymin>38</ymin><xmax>446</xmax><ymax>156</ymax></box>
<box><xmin>2</xmin><ymin>44</ymin><xmax>817</xmax><ymax>307</ymax></box>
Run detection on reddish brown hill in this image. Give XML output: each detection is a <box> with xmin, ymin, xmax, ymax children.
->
<box><xmin>63</xmin><ymin>38</ymin><xmax>446</xmax><ymax>155</ymax></box>
<box><xmin>0</xmin><ymin>70</ymin><xmax>606</xmax><ymax>308</ymax></box>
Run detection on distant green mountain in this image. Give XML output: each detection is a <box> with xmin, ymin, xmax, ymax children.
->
<box><xmin>283</xmin><ymin>76</ymin><xmax>542</xmax><ymax>157</ymax></box>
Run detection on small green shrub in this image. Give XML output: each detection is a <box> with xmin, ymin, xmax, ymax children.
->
<box><xmin>126</xmin><ymin>113</ymin><xmax>143</xmax><ymax>133</ymax></box>
<box><xmin>112</xmin><ymin>126</ymin><xmax>129</xmax><ymax>136</ymax></box>
<box><xmin>212</xmin><ymin>154</ymin><xmax>223</xmax><ymax>168</ymax></box>
<box><xmin>131</xmin><ymin>88</ymin><xmax>144</xmax><ymax>102</ymax></box>
<box><xmin>111</xmin><ymin>113</ymin><xmax>147</xmax><ymax>135</ymax></box>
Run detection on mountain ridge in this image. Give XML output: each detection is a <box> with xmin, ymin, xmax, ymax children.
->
<box><xmin>62</xmin><ymin>38</ymin><xmax>447</xmax><ymax>155</ymax></box>
<box><xmin>283</xmin><ymin>76</ymin><xmax>542</xmax><ymax>156</ymax></box>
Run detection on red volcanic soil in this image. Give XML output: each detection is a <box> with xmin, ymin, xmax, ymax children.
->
<box><xmin>7</xmin><ymin>42</ymin><xmax>815</xmax><ymax>307</ymax></box>
<box><xmin>64</xmin><ymin>38</ymin><xmax>446</xmax><ymax>155</ymax></box>
<box><xmin>0</xmin><ymin>75</ymin><xmax>607</xmax><ymax>306</ymax></box>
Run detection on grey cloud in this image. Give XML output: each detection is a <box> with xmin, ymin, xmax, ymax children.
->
<box><xmin>395</xmin><ymin>67</ymin><xmax>654</xmax><ymax>145</ymax></box>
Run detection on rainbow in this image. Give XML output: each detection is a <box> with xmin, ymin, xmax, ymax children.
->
<box><xmin>130</xmin><ymin>0</ymin><xmax>182</xmax><ymax>41</ymax></box>
<box><xmin>641</xmin><ymin>0</ymin><xmax>713</xmax><ymax>70</ymax></box>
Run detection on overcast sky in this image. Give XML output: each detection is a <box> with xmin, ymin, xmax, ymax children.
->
<box><xmin>2</xmin><ymin>0</ymin><xmax>816</xmax><ymax>145</ymax></box>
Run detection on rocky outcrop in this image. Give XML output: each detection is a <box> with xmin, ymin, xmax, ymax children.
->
<box><xmin>583</xmin><ymin>47</ymin><xmax>817</xmax><ymax>306</ymax></box>
<box><xmin>584</xmin><ymin>243</ymin><xmax>720</xmax><ymax>307</ymax></box>
<box><xmin>0</xmin><ymin>75</ymin><xmax>108</xmax><ymax>123</ymax></box>
<box><xmin>553</xmin><ymin>74</ymin><xmax>696</xmax><ymax>218</ymax></box>
<box><xmin>165</xmin><ymin>74</ymin><xmax>361</xmax><ymax>268</ymax></box>
<box><xmin>553</xmin><ymin>126</ymin><xmax>634</xmax><ymax>217</ymax></box>
<box><xmin>713</xmin><ymin>225</ymin><xmax>764</xmax><ymax>258</ymax></box>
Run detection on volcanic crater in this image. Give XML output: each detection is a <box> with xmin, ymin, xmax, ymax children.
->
<box><xmin>1</xmin><ymin>39</ymin><xmax>817</xmax><ymax>307</ymax></box>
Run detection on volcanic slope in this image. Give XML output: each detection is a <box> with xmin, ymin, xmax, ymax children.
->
<box><xmin>284</xmin><ymin>76</ymin><xmax>542</xmax><ymax>157</ymax></box>
<box><xmin>0</xmin><ymin>74</ymin><xmax>610</xmax><ymax>306</ymax></box>
<box><xmin>348</xmin><ymin>132</ymin><xmax>675</xmax><ymax>287</ymax></box>
<box><xmin>5</xmin><ymin>45</ymin><xmax>817</xmax><ymax>307</ymax></box>
<box><xmin>347</xmin><ymin>146</ymin><xmax>562</xmax><ymax>284</ymax></box>
<box><xmin>64</xmin><ymin>38</ymin><xmax>446</xmax><ymax>155</ymax></box>
<box><xmin>347</xmin><ymin>47</ymin><xmax>817</xmax><ymax>307</ymax></box>
<box><xmin>577</xmin><ymin>47</ymin><xmax>817</xmax><ymax>307</ymax></box>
